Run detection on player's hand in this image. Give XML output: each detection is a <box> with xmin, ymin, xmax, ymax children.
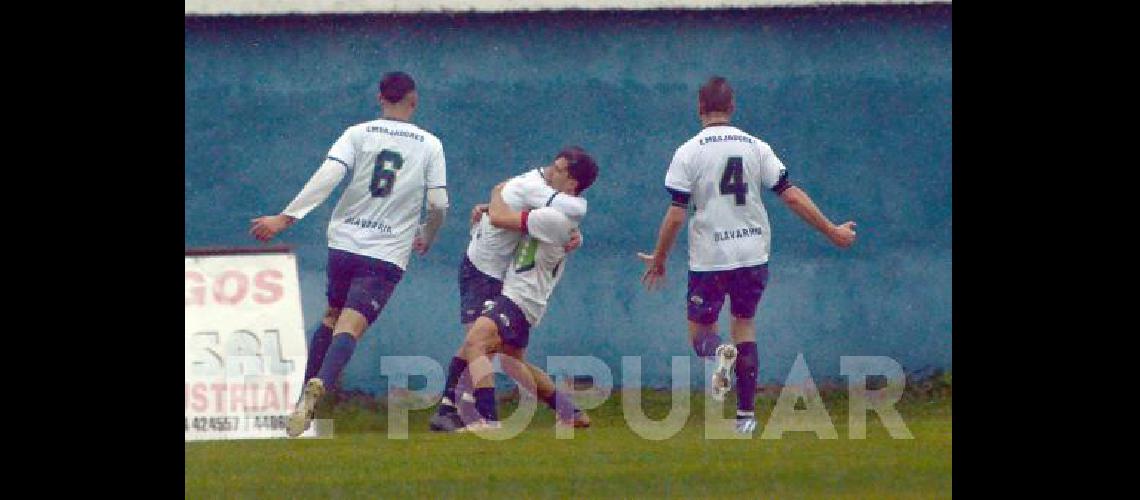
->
<box><xmin>249</xmin><ymin>214</ymin><xmax>294</xmax><ymax>242</ymax></box>
<box><xmin>413</xmin><ymin>235</ymin><xmax>429</xmax><ymax>255</ymax></box>
<box><xmin>637</xmin><ymin>252</ymin><xmax>666</xmax><ymax>291</ymax></box>
<box><xmin>564</xmin><ymin>228</ymin><xmax>582</xmax><ymax>253</ymax></box>
<box><xmin>828</xmin><ymin>221</ymin><xmax>857</xmax><ymax>248</ymax></box>
<box><xmin>470</xmin><ymin>203</ymin><xmax>489</xmax><ymax>227</ymax></box>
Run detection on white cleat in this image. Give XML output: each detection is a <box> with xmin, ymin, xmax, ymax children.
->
<box><xmin>286</xmin><ymin>378</ymin><xmax>325</xmax><ymax>438</ymax></box>
<box><xmin>736</xmin><ymin>417</ymin><xmax>758</xmax><ymax>435</ymax></box>
<box><xmin>711</xmin><ymin>344</ymin><xmax>737</xmax><ymax>401</ymax></box>
<box><xmin>457</xmin><ymin>419</ymin><xmax>502</xmax><ymax>433</ymax></box>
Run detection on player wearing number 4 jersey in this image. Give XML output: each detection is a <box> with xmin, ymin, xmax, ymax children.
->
<box><xmin>638</xmin><ymin>76</ymin><xmax>857</xmax><ymax>435</ymax></box>
<box><xmin>249</xmin><ymin>71</ymin><xmax>449</xmax><ymax>438</ymax></box>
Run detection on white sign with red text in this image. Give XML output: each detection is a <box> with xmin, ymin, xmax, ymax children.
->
<box><xmin>185</xmin><ymin>251</ymin><xmax>314</xmax><ymax>440</ymax></box>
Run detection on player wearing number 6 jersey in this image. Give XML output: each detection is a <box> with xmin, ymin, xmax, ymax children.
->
<box><xmin>248</xmin><ymin>71</ymin><xmax>449</xmax><ymax>437</ymax></box>
<box><xmin>638</xmin><ymin>76</ymin><xmax>856</xmax><ymax>435</ymax></box>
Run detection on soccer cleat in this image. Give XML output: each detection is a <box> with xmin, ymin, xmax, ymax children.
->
<box><xmin>556</xmin><ymin>409</ymin><xmax>591</xmax><ymax>429</ymax></box>
<box><xmin>735</xmin><ymin>416</ymin><xmax>758</xmax><ymax>435</ymax></box>
<box><xmin>711</xmin><ymin>344</ymin><xmax>737</xmax><ymax>401</ymax></box>
<box><xmin>429</xmin><ymin>405</ymin><xmax>467</xmax><ymax>433</ymax></box>
<box><xmin>457</xmin><ymin>419</ymin><xmax>502</xmax><ymax>433</ymax></box>
<box><xmin>286</xmin><ymin>378</ymin><xmax>325</xmax><ymax>438</ymax></box>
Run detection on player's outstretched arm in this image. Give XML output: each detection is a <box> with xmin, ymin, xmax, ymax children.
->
<box><xmin>250</xmin><ymin>214</ymin><xmax>296</xmax><ymax>242</ymax></box>
<box><xmin>638</xmin><ymin>205</ymin><xmax>687</xmax><ymax>291</ymax></box>
<box><xmin>250</xmin><ymin>158</ymin><xmax>347</xmax><ymax>242</ymax></box>
<box><xmin>778</xmin><ymin>185</ymin><xmax>857</xmax><ymax>248</ymax></box>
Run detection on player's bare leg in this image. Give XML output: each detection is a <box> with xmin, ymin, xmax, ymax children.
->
<box><xmin>432</xmin><ymin>320</ymin><xmax>494</xmax><ymax>432</ymax></box>
<box><xmin>729</xmin><ymin>315</ymin><xmax>759</xmax><ymax>434</ymax></box>
<box><xmin>458</xmin><ymin>317</ymin><xmax>504</xmax><ymax>431</ymax></box>
<box><xmin>455</xmin><ymin>322</ymin><xmax>479</xmax><ymax>420</ymax></box>
<box><xmin>689</xmin><ymin>321</ymin><xmax>736</xmax><ymax>401</ymax></box>
<box><xmin>288</xmin><ymin>308</ymin><xmax>370</xmax><ymax>437</ymax></box>
<box><xmin>498</xmin><ymin>347</ymin><xmax>590</xmax><ymax>429</ymax></box>
<box><xmin>728</xmin><ymin>316</ymin><xmax>756</xmax><ymax>345</ymax></box>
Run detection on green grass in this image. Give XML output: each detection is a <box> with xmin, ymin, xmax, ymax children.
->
<box><xmin>185</xmin><ymin>390</ymin><xmax>951</xmax><ymax>498</ymax></box>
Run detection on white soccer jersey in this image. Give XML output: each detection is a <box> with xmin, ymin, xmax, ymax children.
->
<box><xmin>323</xmin><ymin>118</ymin><xmax>446</xmax><ymax>270</ymax></box>
<box><xmin>501</xmin><ymin>207</ymin><xmax>578</xmax><ymax>327</ymax></box>
<box><xmin>665</xmin><ymin>124</ymin><xmax>789</xmax><ymax>272</ymax></box>
<box><xmin>465</xmin><ymin>167</ymin><xmax>587</xmax><ymax>279</ymax></box>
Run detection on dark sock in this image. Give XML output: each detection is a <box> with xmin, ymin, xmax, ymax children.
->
<box><xmin>474</xmin><ymin>387</ymin><xmax>497</xmax><ymax>421</ymax></box>
<box><xmin>735</xmin><ymin>341</ymin><xmax>759</xmax><ymax>413</ymax></box>
<box><xmin>541</xmin><ymin>390</ymin><xmax>578</xmax><ymax>422</ymax></box>
<box><xmin>457</xmin><ymin>373</ymin><xmax>474</xmax><ymax>403</ymax></box>
<box><xmin>316</xmin><ymin>333</ymin><xmax>357</xmax><ymax>390</ymax></box>
<box><xmin>692</xmin><ymin>331</ymin><xmax>720</xmax><ymax>359</ymax></box>
<box><xmin>442</xmin><ymin>357</ymin><xmax>468</xmax><ymax>409</ymax></box>
<box><xmin>302</xmin><ymin>324</ymin><xmax>334</xmax><ymax>383</ymax></box>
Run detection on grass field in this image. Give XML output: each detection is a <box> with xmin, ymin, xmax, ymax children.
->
<box><xmin>185</xmin><ymin>389</ymin><xmax>951</xmax><ymax>498</ymax></box>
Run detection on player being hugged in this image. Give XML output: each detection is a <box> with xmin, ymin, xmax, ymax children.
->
<box><xmin>249</xmin><ymin>71</ymin><xmax>449</xmax><ymax>437</ymax></box>
<box><xmin>638</xmin><ymin>76</ymin><xmax>856</xmax><ymax>435</ymax></box>
<box><xmin>431</xmin><ymin>148</ymin><xmax>599</xmax><ymax>432</ymax></box>
<box><xmin>430</xmin><ymin>147</ymin><xmax>595</xmax><ymax>431</ymax></box>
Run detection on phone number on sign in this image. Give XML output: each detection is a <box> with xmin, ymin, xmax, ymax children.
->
<box><xmin>185</xmin><ymin>415</ymin><xmax>288</xmax><ymax>432</ymax></box>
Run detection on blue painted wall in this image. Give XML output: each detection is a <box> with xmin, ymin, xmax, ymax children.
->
<box><xmin>185</xmin><ymin>6</ymin><xmax>951</xmax><ymax>390</ymax></box>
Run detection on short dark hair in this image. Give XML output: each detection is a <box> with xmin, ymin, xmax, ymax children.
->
<box><xmin>699</xmin><ymin>76</ymin><xmax>734</xmax><ymax>114</ymax></box>
<box><xmin>379</xmin><ymin>72</ymin><xmax>416</xmax><ymax>103</ymax></box>
<box><xmin>557</xmin><ymin>146</ymin><xmax>599</xmax><ymax>195</ymax></box>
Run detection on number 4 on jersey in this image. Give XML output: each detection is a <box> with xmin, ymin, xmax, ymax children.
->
<box><xmin>719</xmin><ymin>156</ymin><xmax>747</xmax><ymax>206</ymax></box>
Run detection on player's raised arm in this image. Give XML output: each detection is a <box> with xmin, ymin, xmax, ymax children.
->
<box><xmin>753</xmin><ymin>142</ymin><xmax>855</xmax><ymax>248</ymax></box>
<box><xmin>778</xmin><ymin>186</ymin><xmax>856</xmax><ymax>248</ymax></box>
<box><xmin>250</xmin><ymin>158</ymin><xmax>348</xmax><ymax>242</ymax></box>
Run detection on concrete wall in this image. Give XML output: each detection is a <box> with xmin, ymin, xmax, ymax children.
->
<box><xmin>185</xmin><ymin>5</ymin><xmax>952</xmax><ymax>391</ymax></box>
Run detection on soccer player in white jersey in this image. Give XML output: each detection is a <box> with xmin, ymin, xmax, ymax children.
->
<box><xmin>248</xmin><ymin>72</ymin><xmax>449</xmax><ymax>437</ymax></box>
<box><xmin>638</xmin><ymin>76</ymin><xmax>856</xmax><ymax>434</ymax></box>
<box><xmin>430</xmin><ymin>147</ymin><xmax>593</xmax><ymax>431</ymax></box>
<box><xmin>432</xmin><ymin>149</ymin><xmax>599</xmax><ymax>431</ymax></box>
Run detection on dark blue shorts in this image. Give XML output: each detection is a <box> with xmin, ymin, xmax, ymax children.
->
<box><xmin>481</xmin><ymin>295</ymin><xmax>532</xmax><ymax>349</ymax></box>
<box><xmin>326</xmin><ymin>248</ymin><xmax>404</xmax><ymax>325</ymax></box>
<box><xmin>687</xmin><ymin>264</ymin><xmax>770</xmax><ymax>324</ymax></box>
<box><xmin>459</xmin><ymin>255</ymin><xmax>504</xmax><ymax>324</ymax></box>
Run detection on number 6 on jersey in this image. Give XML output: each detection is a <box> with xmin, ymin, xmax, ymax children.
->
<box><xmin>371</xmin><ymin>149</ymin><xmax>404</xmax><ymax>198</ymax></box>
